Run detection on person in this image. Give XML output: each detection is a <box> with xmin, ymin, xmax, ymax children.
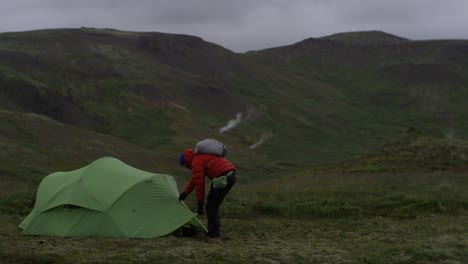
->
<box><xmin>178</xmin><ymin>148</ymin><xmax>236</xmax><ymax>240</ymax></box>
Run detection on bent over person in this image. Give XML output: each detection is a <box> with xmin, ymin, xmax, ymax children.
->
<box><xmin>178</xmin><ymin>148</ymin><xmax>236</xmax><ymax>240</ymax></box>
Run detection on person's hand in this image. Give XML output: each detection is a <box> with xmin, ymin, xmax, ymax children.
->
<box><xmin>178</xmin><ymin>192</ymin><xmax>187</xmax><ymax>201</ymax></box>
<box><xmin>197</xmin><ymin>202</ymin><xmax>205</xmax><ymax>215</ymax></box>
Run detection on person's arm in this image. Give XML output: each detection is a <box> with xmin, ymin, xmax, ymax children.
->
<box><xmin>183</xmin><ymin>178</ymin><xmax>195</xmax><ymax>195</ymax></box>
<box><xmin>190</xmin><ymin>158</ymin><xmax>206</xmax><ymax>203</ymax></box>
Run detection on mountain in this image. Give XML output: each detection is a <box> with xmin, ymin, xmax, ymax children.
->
<box><xmin>1</xmin><ymin>28</ymin><xmax>468</xmax><ymax>180</ymax></box>
<box><xmin>321</xmin><ymin>30</ymin><xmax>409</xmax><ymax>44</ymax></box>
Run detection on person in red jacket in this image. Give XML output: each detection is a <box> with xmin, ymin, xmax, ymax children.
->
<box><xmin>178</xmin><ymin>148</ymin><xmax>236</xmax><ymax>239</ymax></box>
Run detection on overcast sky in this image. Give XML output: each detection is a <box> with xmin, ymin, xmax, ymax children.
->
<box><xmin>1</xmin><ymin>0</ymin><xmax>467</xmax><ymax>52</ymax></box>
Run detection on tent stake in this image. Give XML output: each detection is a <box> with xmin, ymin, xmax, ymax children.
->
<box><xmin>181</xmin><ymin>201</ymin><xmax>208</xmax><ymax>233</ymax></box>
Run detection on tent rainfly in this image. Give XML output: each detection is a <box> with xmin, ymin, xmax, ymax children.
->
<box><xmin>19</xmin><ymin>157</ymin><xmax>198</xmax><ymax>238</ymax></box>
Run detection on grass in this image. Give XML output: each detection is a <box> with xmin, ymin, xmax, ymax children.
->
<box><xmin>1</xmin><ymin>28</ymin><xmax>468</xmax><ymax>263</ymax></box>
<box><xmin>2</xmin><ymin>215</ymin><xmax>466</xmax><ymax>264</ymax></box>
<box><xmin>3</xmin><ymin>28</ymin><xmax>468</xmax><ymax>178</ymax></box>
<box><xmin>1</xmin><ymin>170</ymin><xmax>467</xmax><ymax>263</ymax></box>
<box><xmin>224</xmin><ymin>171</ymin><xmax>468</xmax><ymax>219</ymax></box>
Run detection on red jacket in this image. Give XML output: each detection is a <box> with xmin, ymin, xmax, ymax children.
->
<box><xmin>183</xmin><ymin>148</ymin><xmax>236</xmax><ymax>202</ymax></box>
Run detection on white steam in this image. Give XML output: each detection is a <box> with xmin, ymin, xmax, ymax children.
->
<box><xmin>250</xmin><ymin>133</ymin><xmax>273</xmax><ymax>149</ymax></box>
<box><xmin>219</xmin><ymin>112</ymin><xmax>242</xmax><ymax>133</ymax></box>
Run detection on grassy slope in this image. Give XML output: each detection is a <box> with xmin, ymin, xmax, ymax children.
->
<box><xmin>1</xmin><ymin>29</ymin><xmax>468</xmax><ymax>263</ymax></box>
<box><xmin>1</xmin><ymin>170</ymin><xmax>467</xmax><ymax>263</ymax></box>
<box><xmin>314</xmin><ymin>128</ymin><xmax>468</xmax><ymax>173</ymax></box>
<box><xmin>1</xmin><ymin>215</ymin><xmax>467</xmax><ymax>263</ymax></box>
<box><xmin>251</xmin><ymin>33</ymin><xmax>468</xmax><ymax>137</ymax></box>
<box><xmin>0</xmin><ymin>28</ymin><xmax>284</xmax><ymax>181</ymax></box>
<box><xmin>0</xmin><ymin>110</ymin><xmax>183</xmax><ymax>192</ymax></box>
<box><xmin>2</xmin><ymin>131</ymin><xmax>467</xmax><ymax>263</ymax></box>
<box><xmin>2</xmin><ymin>29</ymin><xmax>468</xmax><ymax>182</ymax></box>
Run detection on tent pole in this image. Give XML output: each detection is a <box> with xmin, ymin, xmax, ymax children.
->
<box><xmin>180</xmin><ymin>201</ymin><xmax>208</xmax><ymax>233</ymax></box>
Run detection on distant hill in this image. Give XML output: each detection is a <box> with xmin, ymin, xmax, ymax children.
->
<box><xmin>320</xmin><ymin>30</ymin><xmax>409</xmax><ymax>44</ymax></box>
<box><xmin>1</xmin><ymin>28</ymin><xmax>468</xmax><ymax>180</ymax></box>
<box><xmin>319</xmin><ymin>128</ymin><xmax>468</xmax><ymax>172</ymax></box>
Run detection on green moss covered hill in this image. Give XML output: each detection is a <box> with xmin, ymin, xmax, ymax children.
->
<box><xmin>1</xmin><ymin>28</ymin><xmax>468</xmax><ymax>179</ymax></box>
<box><xmin>318</xmin><ymin>128</ymin><xmax>468</xmax><ymax>173</ymax></box>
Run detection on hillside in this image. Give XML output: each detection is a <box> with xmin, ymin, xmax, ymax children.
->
<box><xmin>0</xmin><ymin>109</ymin><xmax>183</xmax><ymax>196</ymax></box>
<box><xmin>1</xmin><ymin>28</ymin><xmax>468</xmax><ymax>180</ymax></box>
<box><xmin>1</xmin><ymin>28</ymin><xmax>468</xmax><ymax>263</ymax></box>
<box><xmin>321</xmin><ymin>30</ymin><xmax>409</xmax><ymax>44</ymax></box>
<box><xmin>317</xmin><ymin>128</ymin><xmax>468</xmax><ymax>173</ymax></box>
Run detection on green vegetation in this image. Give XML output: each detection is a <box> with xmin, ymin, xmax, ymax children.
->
<box><xmin>1</xmin><ymin>170</ymin><xmax>467</xmax><ymax>263</ymax></box>
<box><xmin>2</xmin><ymin>29</ymin><xmax>468</xmax><ymax>179</ymax></box>
<box><xmin>1</xmin><ymin>28</ymin><xmax>468</xmax><ymax>263</ymax></box>
<box><xmin>318</xmin><ymin>128</ymin><xmax>468</xmax><ymax>173</ymax></box>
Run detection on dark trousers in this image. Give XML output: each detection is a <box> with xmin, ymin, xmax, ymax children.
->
<box><xmin>205</xmin><ymin>171</ymin><xmax>236</xmax><ymax>238</ymax></box>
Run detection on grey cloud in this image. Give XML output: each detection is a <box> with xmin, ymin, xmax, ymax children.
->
<box><xmin>1</xmin><ymin>0</ymin><xmax>467</xmax><ymax>52</ymax></box>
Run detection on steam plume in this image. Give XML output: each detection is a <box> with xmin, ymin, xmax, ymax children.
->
<box><xmin>219</xmin><ymin>113</ymin><xmax>242</xmax><ymax>133</ymax></box>
<box><xmin>250</xmin><ymin>133</ymin><xmax>273</xmax><ymax>149</ymax></box>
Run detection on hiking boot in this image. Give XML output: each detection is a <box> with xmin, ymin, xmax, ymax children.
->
<box><xmin>205</xmin><ymin>236</ymin><xmax>223</xmax><ymax>244</ymax></box>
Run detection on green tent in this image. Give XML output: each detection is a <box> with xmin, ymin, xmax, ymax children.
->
<box><xmin>19</xmin><ymin>157</ymin><xmax>198</xmax><ymax>238</ymax></box>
